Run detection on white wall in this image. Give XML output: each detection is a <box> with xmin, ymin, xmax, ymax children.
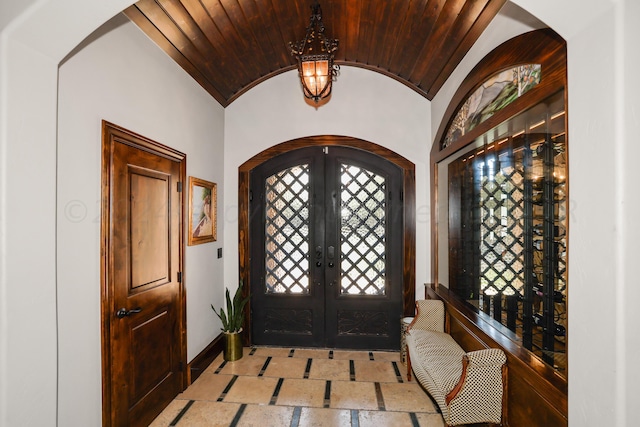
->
<box><xmin>223</xmin><ymin>67</ymin><xmax>431</xmax><ymax>298</ymax></box>
<box><xmin>515</xmin><ymin>1</ymin><xmax>639</xmax><ymax>425</ymax></box>
<box><xmin>56</xmin><ymin>13</ymin><xmax>224</xmax><ymax>426</ymax></box>
<box><xmin>621</xmin><ymin>2</ymin><xmax>640</xmax><ymax>423</ymax></box>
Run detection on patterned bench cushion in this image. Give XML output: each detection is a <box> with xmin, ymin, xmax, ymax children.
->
<box><xmin>406</xmin><ymin>327</ymin><xmax>506</xmax><ymax>426</ymax></box>
<box><xmin>410</xmin><ymin>329</ymin><xmax>465</xmax><ymax>395</ymax></box>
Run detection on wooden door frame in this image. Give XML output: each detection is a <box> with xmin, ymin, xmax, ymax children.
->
<box><xmin>100</xmin><ymin>121</ymin><xmax>187</xmax><ymax>426</ymax></box>
<box><xmin>238</xmin><ymin>135</ymin><xmax>416</xmax><ymax>346</ymax></box>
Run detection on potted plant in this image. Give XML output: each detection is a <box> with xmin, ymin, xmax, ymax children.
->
<box><xmin>211</xmin><ymin>284</ymin><xmax>249</xmax><ymax>361</ymax></box>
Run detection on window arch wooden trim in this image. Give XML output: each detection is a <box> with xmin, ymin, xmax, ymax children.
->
<box><xmin>432</xmin><ymin>28</ymin><xmax>567</xmax><ymax>163</ymax></box>
<box><xmin>430</xmin><ymin>28</ymin><xmax>567</xmax><ymax>284</ymax></box>
<box><xmin>238</xmin><ymin>135</ymin><xmax>416</xmax><ymax>346</ymax></box>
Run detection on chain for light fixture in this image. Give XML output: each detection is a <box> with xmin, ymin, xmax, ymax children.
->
<box><xmin>289</xmin><ymin>1</ymin><xmax>339</xmax><ymax>103</ymax></box>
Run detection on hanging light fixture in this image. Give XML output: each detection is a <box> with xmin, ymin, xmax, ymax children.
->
<box><xmin>289</xmin><ymin>1</ymin><xmax>339</xmax><ymax>103</ymax></box>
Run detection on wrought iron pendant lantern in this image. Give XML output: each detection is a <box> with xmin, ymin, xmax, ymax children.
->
<box><xmin>289</xmin><ymin>1</ymin><xmax>339</xmax><ymax>103</ymax></box>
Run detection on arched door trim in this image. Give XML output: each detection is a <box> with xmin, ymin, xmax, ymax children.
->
<box><xmin>238</xmin><ymin>135</ymin><xmax>416</xmax><ymax>346</ymax></box>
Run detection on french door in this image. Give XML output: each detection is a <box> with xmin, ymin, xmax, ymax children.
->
<box><xmin>249</xmin><ymin>146</ymin><xmax>403</xmax><ymax>349</ymax></box>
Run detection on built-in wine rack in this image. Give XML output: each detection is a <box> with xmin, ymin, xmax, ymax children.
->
<box><xmin>448</xmin><ymin>92</ymin><xmax>567</xmax><ymax>373</ymax></box>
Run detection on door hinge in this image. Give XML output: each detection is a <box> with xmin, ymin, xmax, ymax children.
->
<box><xmin>177</xmin><ymin>182</ymin><xmax>183</xmax><ymax>192</ymax></box>
<box><xmin>249</xmin><ymin>190</ymin><xmax>253</xmax><ymax>202</ymax></box>
<box><xmin>400</xmin><ymin>191</ymin><xmax>404</xmax><ymax>201</ymax></box>
<box><xmin>177</xmin><ymin>272</ymin><xmax>183</xmax><ymax>283</ymax></box>
<box><xmin>323</xmin><ymin>146</ymin><xmax>329</xmax><ymax>154</ymax></box>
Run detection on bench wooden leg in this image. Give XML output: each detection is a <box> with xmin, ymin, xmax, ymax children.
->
<box><xmin>406</xmin><ymin>345</ymin><xmax>412</xmax><ymax>381</ymax></box>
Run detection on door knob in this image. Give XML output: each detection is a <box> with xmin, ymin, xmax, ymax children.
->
<box><xmin>327</xmin><ymin>246</ymin><xmax>335</xmax><ymax>267</ymax></box>
<box><xmin>116</xmin><ymin>307</ymin><xmax>142</xmax><ymax>319</ymax></box>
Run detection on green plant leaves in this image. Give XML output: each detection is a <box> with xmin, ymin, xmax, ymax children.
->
<box><xmin>211</xmin><ymin>283</ymin><xmax>249</xmax><ymax>333</ymax></box>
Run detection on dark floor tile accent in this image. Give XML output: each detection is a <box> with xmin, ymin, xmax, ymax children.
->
<box><xmin>351</xmin><ymin>409</ymin><xmax>359</xmax><ymax>427</ymax></box>
<box><xmin>409</xmin><ymin>412</ymin><xmax>420</xmax><ymax>427</ymax></box>
<box><xmin>290</xmin><ymin>406</ymin><xmax>302</xmax><ymax>427</ymax></box>
<box><xmin>374</xmin><ymin>382</ymin><xmax>385</xmax><ymax>411</ymax></box>
<box><xmin>323</xmin><ymin>380</ymin><xmax>332</xmax><ymax>408</ymax></box>
<box><xmin>304</xmin><ymin>358</ymin><xmax>312</xmax><ymax>379</ymax></box>
<box><xmin>249</xmin><ymin>347</ymin><xmax>257</xmax><ymax>356</ymax></box>
<box><xmin>329</xmin><ymin>350</ymin><xmax>334</xmax><ymax>359</ymax></box>
<box><xmin>369</xmin><ymin>352</ymin><xmax>374</xmax><ymax>361</ymax></box>
<box><xmin>392</xmin><ymin>361</ymin><xmax>404</xmax><ymax>383</ymax></box>
<box><xmin>229</xmin><ymin>403</ymin><xmax>247</xmax><ymax>427</ymax></box>
<box><xmin>217</xmin><ymin>375</ymin><xmax>239</xmax><ymax>401</ymax></box>
<box><xmin>169</xmin><ymin>400</ymin><xmax>194</xmax><ymax>426</ymax></box>
<box><xmin>258</xmin><ymin>356</ymin><xmax>272</xmax><ymax>376</ymax></box>
<box><xmin>349</xmin><ymin>360</ymin><xmax>356</xmax><ymax>381</ymax></box>
<box><xmin>214</xmin><ymin>360</ymin><xmax>227</xmax><ymax>374</ymax></box>
<box><xmin>269</xmin><ymin>378</ymin><xmax>284</xmax><ymax>405</ymax></box>
<box><xmin>288</xmin><ymin>348</ymin><xmax>295</xmax><ymax>357</ymax></box>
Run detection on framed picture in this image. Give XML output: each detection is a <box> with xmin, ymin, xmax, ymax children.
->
<box><xmin>188</xmin><ymin>176</ymin><xmax>217</xmax><ymax>245</ymax></box>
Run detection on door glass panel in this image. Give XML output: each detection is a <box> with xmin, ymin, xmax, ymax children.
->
<box><xmin>339</xmin><ymin>164</ymin><xmax>386</xmax><ymax>295</ymax></box>
<box><xmin>264</xmin><ymin>164</ymin><xmax>310</xmax><ymax>294</ymax></box>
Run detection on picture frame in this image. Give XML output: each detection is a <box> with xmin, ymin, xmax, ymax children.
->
<box><xmin>188</xmin><ymin>176</ymin><xmax>217</xmax><ymax>246</ymax></box>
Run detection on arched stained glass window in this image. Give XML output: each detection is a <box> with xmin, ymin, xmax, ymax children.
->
<box><xmin>442</xmin><ymin>64</ymin><xmax>541</xmax><ymax>149</ymax></box>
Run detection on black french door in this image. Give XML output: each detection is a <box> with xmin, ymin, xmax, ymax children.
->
<box><xmin>249</xmin><ymin>146</ymin><xmax>403</xmax><ymax>350</ymax></box>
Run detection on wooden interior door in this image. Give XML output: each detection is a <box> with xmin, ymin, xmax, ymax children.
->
<box><xmin>101</xmin><ymin>122</ymin><xmax>186</xmax><ymax>427</ymax></box>
<box><xmin>249</xmin><ymin>146</ymin><xmax>403</xmax><ymax>349</ymax></box>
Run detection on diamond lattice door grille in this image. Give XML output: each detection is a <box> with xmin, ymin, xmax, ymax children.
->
<box><xmin>340</xmin><ymin>164</ymin><xmax>386</xmax><ymax>295</ymax></box>
<box><xmin>264</xmin><ymin>164</ymin><xmax>310</xmax><ymax>294</ymax></box>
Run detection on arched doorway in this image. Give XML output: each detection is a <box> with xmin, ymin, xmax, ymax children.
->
<box><xmin>238</xmin><ymin>135</ymin><xmax>415</xmax><ymax>350</ymax></box>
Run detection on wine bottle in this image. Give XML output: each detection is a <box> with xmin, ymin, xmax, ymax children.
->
<box><xmin>532</xmin><ymin>312</ymin><xmax>566</xmax><ymax>336</ymax></box>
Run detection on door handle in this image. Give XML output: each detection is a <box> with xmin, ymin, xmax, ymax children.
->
<box><xmin>327</xmin><ymin>246</ymin><xmax>335</xmax><ymax>259</ymax></box>
<box><xmin>116</xmin><ymin>307</ymin><xmax>142</xmax><ymax>319</ymax></box>
<box><xmin>327</xmin><ymin>245</ymin><xmax>335</xmax><ymax>268</ymax></box>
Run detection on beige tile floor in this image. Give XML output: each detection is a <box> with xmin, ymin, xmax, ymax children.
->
<box><xmin>150</xmin><ymin>347</ymin><xmax>446</xmax><ymax>427</ymax></box>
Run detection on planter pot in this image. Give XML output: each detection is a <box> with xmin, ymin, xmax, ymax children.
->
<box><xmin>224</xmin><ymin>330</ymin><xmax>243</xmax><ymax>362</ymax></box>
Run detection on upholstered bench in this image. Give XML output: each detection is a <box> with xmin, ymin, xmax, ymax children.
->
<box><xmin>406</xmin><ymin>299</ymin><xmax>507</xmax><ymax>426</ymax></box>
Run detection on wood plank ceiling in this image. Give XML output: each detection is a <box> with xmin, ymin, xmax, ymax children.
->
<box><xmin>126</xmin><ymin>0</ymin><xmax>507</xmax><ymax>107</ymax></box>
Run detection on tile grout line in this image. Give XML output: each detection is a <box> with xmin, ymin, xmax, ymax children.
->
<box><xmin>374</xmin><ymin>382</ymin><xmax>386</xmax><ymax>411</ymax></box>
<box><xmin>289</xmin><ymin>406</ymin><xmax>302</xmax><ymax>427</ymax></box>
<box><xmin>351</xmin><ymin>409</ymin><xmax>360</xmax><ymax>427</ymax></box>
<box><xmin>258</xmin><ymin>356</ymin><xmax>272</xmax><ymax>377</ymax></box>
<box><xmin>217</xmin><ymin>375</ymin><xmax>239</xmax><ymax>402</ymax></box>
<box><xmin>214</xmin><ymin>360</ymin><xmax>226</xmax><ymax>374</ymax></box>
<box><xmin>392</xmin><ymin>361</ymin><xmax>404</xmax><ymax>383</ymax></box>
<box><xmin>168</xmin><ymin>400</ymin><xmax>194</xmax><ymax>426</ymax></box>
<box><xmin>249</xmin><ymin>347</ymin><xmax>257</xmax><ymax>356</ymax></box>
<box><xmin>269</xmin><ymin>378</ymin><xmax>285</xmax><ymax>405</ymax></box>
<box><xmin>323</xmin><ymin>380</ymin><xmax>332</xmax><ymax>408</ymax></box>
<box><xmin>229</xmin><ymin>403</ymin><xmax>247</xmax><ymax>427</ymax></box>
<box><xmin>409</xmin><ymin>412</ymin><xmax>420</xmax><ymax>427</ymax></box>
<box><xmin>303</xmin><ymin>358</ymin><xmax>312</xmax><ymax>379</ymax></box>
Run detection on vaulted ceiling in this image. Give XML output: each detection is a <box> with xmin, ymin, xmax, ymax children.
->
<box><xmin>125</xmin><ymin>0</ymin><xmax>507</xmax><ymax>107</ymax></box>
